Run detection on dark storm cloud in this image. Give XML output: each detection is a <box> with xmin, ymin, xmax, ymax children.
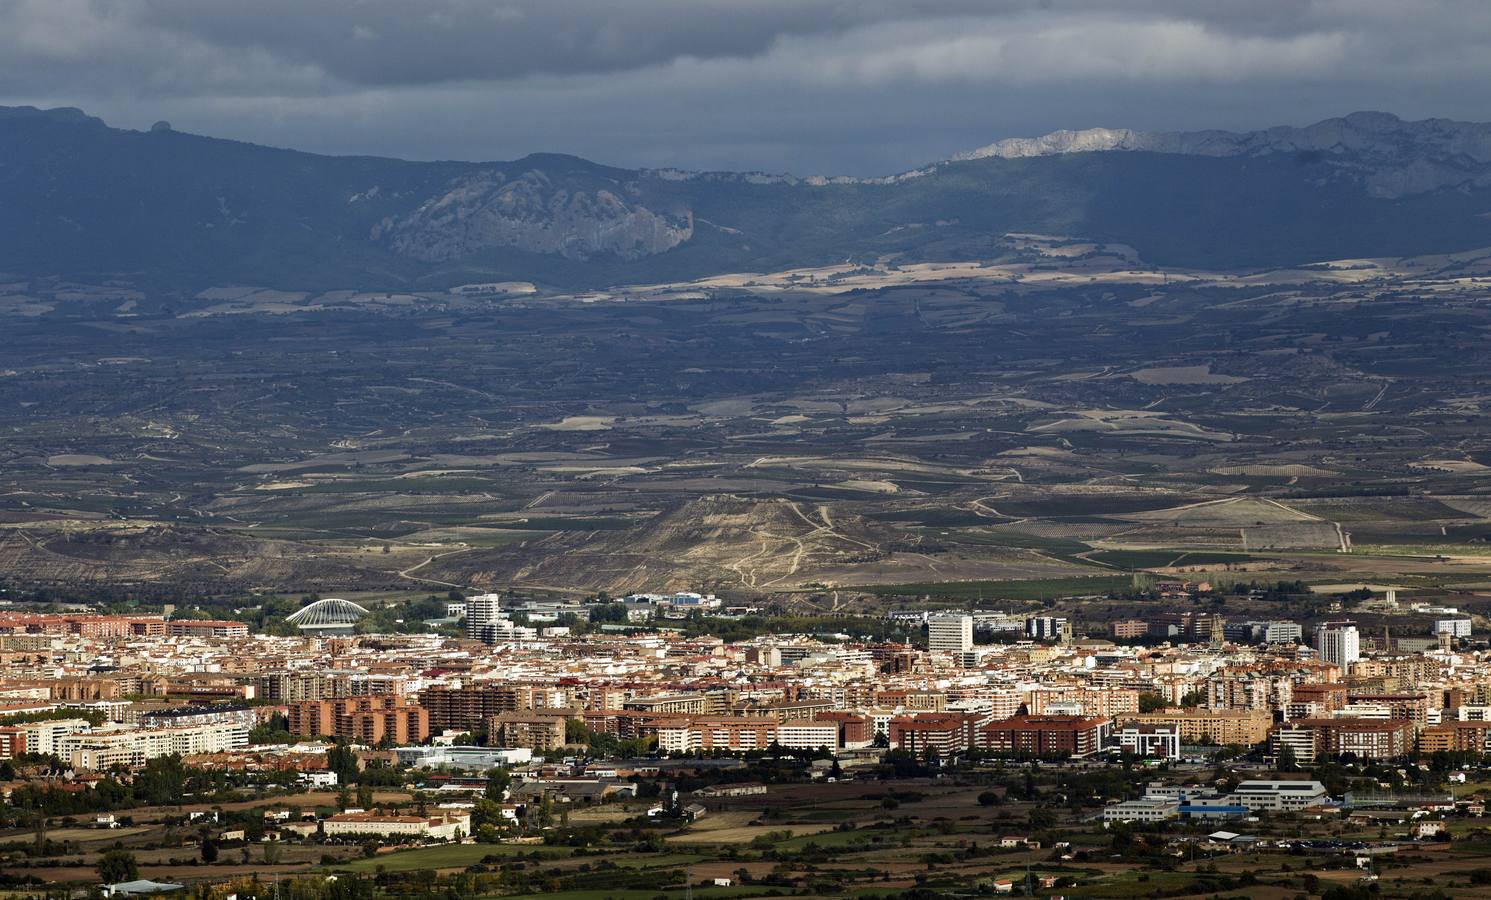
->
<box><xmin>3</xmin><ymin>0</ymin><xmax>1491</xmax><ymax>174</ymax></box>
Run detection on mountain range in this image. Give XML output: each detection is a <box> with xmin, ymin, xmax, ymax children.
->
<box><xmin>4</xmin><ymin>105</ymin><xmax>1491</xmax><ymax>292</ymax></box>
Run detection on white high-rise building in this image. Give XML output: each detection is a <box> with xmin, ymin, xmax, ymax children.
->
<box><xmin>465</xmin><ymin>593</ymin><xmax>502</xmax><ymax>643</ymax></box>
<box><xmin>1315</xmin><ymin>623</ymin><xmax>1360</xmax><ymax>669</ymax></box>
<box><xmin>927</xmin><ymin>614</ymin><xmax>973</xmax><ymax>655</ymax></box>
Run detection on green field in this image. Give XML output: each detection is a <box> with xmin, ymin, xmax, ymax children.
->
<box><xmin>939</xmin><ymin>529</ymin><xmax>1095</xmax><ymax>565</ymax></box>
<box><xmin>327</xmin><ymin>842</ymin><xmax>571</xmax><ymax>873</ymax></box>
<box><xmin>859</xmin><ymin>574</ymin><xmax>1143</xmax><ymax>601</ymax></box>
<box><xmin>1084</xmin><ymin>549</ymin><xmax>1260</xmax><ymax>569</ymax></box>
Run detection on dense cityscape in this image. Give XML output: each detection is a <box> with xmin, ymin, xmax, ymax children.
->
<box><xmin>2</xmin><ymin>585</ymin><xmax>1489</xmax><ymax>897</ymax></box>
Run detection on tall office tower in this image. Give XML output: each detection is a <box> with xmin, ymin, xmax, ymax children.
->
<box><xmin>466</xmin><ymin>593</ymin><xmax>502</xmax><ymax>644</ymax></box>
<box><xmin>1315</xmin><ymin>623</ymin><xmax>1360</xmax><ymax>669</ymax></box>
<box><xmin>927</xmin><ymin>614</ymin><xmax>974</xmax><ymax>655</ymax></box>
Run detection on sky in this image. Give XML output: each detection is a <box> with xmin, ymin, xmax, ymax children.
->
<box><xmin>3</xmin><ymin>0</ymin><xmax>1491</xmax><ymax>176</ymax></box>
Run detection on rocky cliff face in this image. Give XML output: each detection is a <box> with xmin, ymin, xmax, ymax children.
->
<box><xmin>952</xmin><ymin>111</ymin><xmax>1491</xmax><ymax>197</ymax></box>
<box><xmin>375</xmin><ymin>168</ymin><xmax>693</xmax><ymax>261</ymax></box>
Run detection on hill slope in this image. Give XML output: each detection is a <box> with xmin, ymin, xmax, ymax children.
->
<box><xmin>3</xmin><ymin>106</ymin><xmax>1491</xmax><ymax>290</ymax></box>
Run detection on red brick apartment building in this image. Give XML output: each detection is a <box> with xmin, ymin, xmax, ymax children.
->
<box><xmin>978</xmin><ymin>715</ymin><xmax>1110</xmax><ymax>757</ymax></box>
<box><xmin>288</xmin><ymin>696</ymin><xmax>429</xmax><ymax>745</ymax></box>
<box><xmin>1280</xmin><ymin>718</ymin><xmax>1415</xmax><ymax>761</ymax></box>
<box><xmin>814</xmin><ymin>711</ymin><xmax>874</xmax><ymax>746</ymax></box>
<box><xmin>0</xmin><ymin>614</ymin><xmax>168</xmax><ymax>638</ymax></box>
<box><xmin>889</xmin><ymin>713</ymin><xmax>980</xmax><ymax>755</ymax></box>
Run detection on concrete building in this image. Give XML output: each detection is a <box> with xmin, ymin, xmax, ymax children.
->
<box><xmin>1147</xmin><ymin>612</ymin><xmax>1223</xmax><ymax>641</ymax></box>
<box><xmin>1345</xmin><ymin>693</ymin><xmax>1429</xmax><ymax>726</ymax></box>
<box><xmin>323</xmin><ymin>810</ymin><xmax>470</xmax><ymax>842</ymax></box>
<box><xmin>812</xmin><ymin>711</ymin><xmax>874</xmax><ymax>747</ymax></box>
<box><xmin>0</xmin><ymin>726</ymin><xmax>26</xmax><ymax>759</ymax></box>
<box><xmin>140</xmin><ymin>704</ymin><xmax>259</xmax><ymax>733</ymax></box>
<box><xmin>418</xmin><ymin>683</ymin><xmax>569</xmax><ymax>731</ymax></box>
<box><xmin>288</xmin><ymin>696</ymin><xmax>430</xmax><ymax>745</ymax></box>
<box><xmin>395</xmin><ymin>745</ymin><xmax>534</xmax><ymax>769</ymax></box>
<box><xmin>622</xmin><ymin>693</ymin><xmax>716</xmax><ymax>716</ymax></box>
<box><xmin>1264</xmin><ymin>621</ymin><xmax>1304</xmax><ymax>644</ymax></box>
<box><xmin>1103</xmin><ymin>797</ymin><xmax>1179</xmax><ymax>823</ymax></box>
<box><xmin>1125</xmin><ymin>709</ymin><xmax>1273</xmax><ymax>747</ymax></box>
<box><xmin>1418</xmin><ymin>721</ymin><xmax>1491</xmax><ymax>754</ymax></box>
<box><xmin>1026</xmin><ymin>687</ymin><xmax>1138</xmax><ymax>718</ymax></box>
<box><xmin>1315</xmin><ymin>623</ymin><xmax>1361</xmax><ymax>669</ymax></box>
<box><xmin>1270</xmin><ymin>722</ymin><xmax>1323</xmax><ymax>765</ymax></box>
<box><xmin>774</xmin><ymin>723</ymin><xmax>840</xmax><ymax>751</ymax></box>
<box><xmin>889</xmin><ymin>713</ymin><xmax>981</xmax><ymax>755</ymax></box>
<box><xmin>656</xmin><ymin>716</ymin><xmax>780</xmax><ymax>753</ymax></box>
<box><xmin>465</xmin><ymin>593</ymin><xmax>503</xmax><ymax>644</ymax></box>
<box><xmin>1274</xmin><ymin>718</ymin><xmax>1415</xmax><ymax>762</ymax></box>
<box><xmin>166</xmin><ymin>620</ymin><xmax>249</xmax><ymax>639</ymax></box>
<box><xmin>1229</xmin><ymin>780</ymin><xmax>1329</xmax><ymax>811</ymax></box>
<box><xmin>927</xmin><ymin>614</ymin><xmax>973</xmax><ymax>655</ymax></box>
<box><xmin>58</xmin><ymin>721</ymin><xmax>247</xmax><ymax>770</ymax></box>
<box><xmin>1292</xmin><ymin>682</ymin><xmax>1348</xmax><ymax>705</ymax></box>
<box><xmin>1435</xmin><ymin>619</ymin><xmax>1472</xmax><ymax>638</ymax></box>
<box><xmin>1113</xmin><ymin>723</ymin><xmax>1181</xmax><ymax>760</ymax></box>
<box><xmin>1025</xmin><ymin>617</ymin><xmax>1071</xmax><ymax>642</ymax></box>
<box><xmin>978</xmin><ymin>715</ymin><xmax>1110</xmax><ymax>758</ymax></box>
<box><xmin>489</xmin><ymin>712</ymin><xmax>569</xmax><ymax>751</ymax></box>
<box><xmin>12</xmin><ymin>717</ymin><xmax>92</xmax><ymax>756</ymax></box>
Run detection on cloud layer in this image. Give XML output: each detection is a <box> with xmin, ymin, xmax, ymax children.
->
<box><xmin>3</xmin><ymin>0</ymin><xmax>1490</xmax><ymax>174</ymax></box>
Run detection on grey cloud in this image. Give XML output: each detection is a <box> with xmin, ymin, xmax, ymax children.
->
<box><xmin>2</xmin><ymin>0</ymin><xmax>1490</xmax><ymax>175</ymax></box>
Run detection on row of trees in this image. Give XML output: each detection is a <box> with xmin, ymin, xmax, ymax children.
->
<box><xmin>4</xmin><ymin>754</ymin><xmax>300</xmax><ymax>826</ymax></box>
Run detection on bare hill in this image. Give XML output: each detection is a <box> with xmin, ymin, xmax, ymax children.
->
<box><xmin>426</xmin><ymin>495</ymin><xmax>1090</xmax><ymax>594</ymax></box>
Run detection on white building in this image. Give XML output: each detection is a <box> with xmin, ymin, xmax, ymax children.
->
<box><xmin>1103</xmin><ymin>797</ymin><xmax>1179</xmax><ymax>824</ymax></box>
<box><xmin>1336</xmin><ymin>703</ymin><xmax>1391</xmax><ymax>721</ymax></box>
<box><xmin>1315</xmin><ymin>624</ymin><xmax>1360</xmax><ymax>669</ymax></box>
<box><xmin>395</xmin><ymin>746</ymin><xmax>533</xmax><ymax>769</ymax></box>
<box><xmin>300</xmin><ymin>771</ymin><xmax>339</xmax><ymax>788</ymax></box>
<box><xmin>1025</xmin><ymin>616</ymin><xmax>1071</xmax><ymax>641</ymax></box>
<box><xmin>927</xmin><ymin>614</ymin><xmax>974</xmax><ymax>655</ymax></box>
<box><xmin>775</xmin><ymin>723</ymin><xmax>840</xmax><ymax>751</ymax></box>
<box><xmin>1263</xmin><ymin>621</ymin><xmax>1303</xmax><ymax>644</ymax></box>
<box><xmin>465</xmin><ymin>593</ymin><xmax>502</xmax><ymax>643</ymax></box>
<box><xmin>1271</xmin><ymin>724</ymin><xmax>1322</xmax><ymax>765</ymax></box>
<box><xmin>1113</xmin><ymin>723</ymin><xmax>1181</xmax><ymax>760</ymax></box>
<box><xmin>1228</xmin><ymin>780</ymin><xmax>1329</xmax><ymax>811</ymax></box>
<box><xmin>15</xmin><ymin>718</ymin><xmax>92</xmax><ymax>756</ymax></box>
<box><xmin>59</xmin><ymin>721</ymin><xmax>248</xmax><ymax>770</ymax></box>
<box><xmin>323</xmin><ymin>810</ymin><xmax>470</xmax><ymax>842</ymax></box>
<box><xmin>1435</xmin><ymin>619</ymin><xmax>1472</xmax><ymax>638</ymax></box>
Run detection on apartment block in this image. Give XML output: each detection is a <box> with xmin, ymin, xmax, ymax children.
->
<box><xmin>978</xmin><ymin>714</ymin><xmax>1110</xmax><ymax>757</ymax></box>
<box><xmin>889</xmin><ymin>713</ymin><xmax>981</xmax><ymax>755</ymax></box>
<box><xmin>489</xmin><ymin>712</ymin><xmax>570</xmax><ymax>751</ymax></box>
<box><xmin>1125</xmin><ymin>709</ymin><xmax>1272</xmax><ymax>746</ymax></box>
<box><xmin>58</xmin><ymin>721</ymin><xmax>247</xmax><ymax>770</ymax></box>
<box><xmin>288</xmin><ymin>696</ymin><xmax>429</xmax><ymax>745</ymax></box>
